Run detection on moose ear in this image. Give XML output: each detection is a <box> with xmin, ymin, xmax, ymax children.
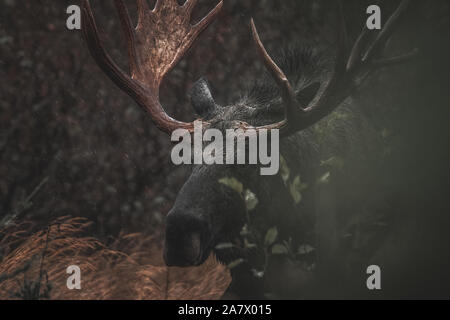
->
<box><xmin>296</xmin><ymin>82</ymin><xmax>321</xmax><ymax>107</ymax></box>
<box><xmin>190</xmin><ymin>77</ymin><xmax>219</xmax><ymax>117</ymax></box>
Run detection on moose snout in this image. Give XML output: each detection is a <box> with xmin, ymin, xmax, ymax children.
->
<box><xmin>163</xmin><ymin>211</ymin><xmax>212</xmax><ymax>267</ymax></box>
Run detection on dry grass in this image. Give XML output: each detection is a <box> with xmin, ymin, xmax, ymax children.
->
<box><xmin>0</xmin><ymin>216</ymin><xmax>231</xmax><ymax>300</ymax></box>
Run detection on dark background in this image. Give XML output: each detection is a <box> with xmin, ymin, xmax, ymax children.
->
<box><xmin>0</xmin><ymin>0</ymin><xmax>450</xmax><ymax>299</ymax></box>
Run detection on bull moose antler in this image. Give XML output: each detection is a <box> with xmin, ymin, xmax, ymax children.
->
<box><xmin>81</xmin><ymin>0</ymin><xmax>223</xmax><ymax>134</ymax></box>
<box><xmin>248</xmin><ymin>0</ymin><xmax>417</xmax><ymax>136</ymax></box>
<box><xmin>82</xmin><ymin>0</ymin><xmax>415</xmax><ymax>138</ymax></box>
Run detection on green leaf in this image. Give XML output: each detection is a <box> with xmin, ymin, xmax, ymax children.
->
<box><xmin>289</xmin><ymin>175</ymin><xmax>308</xmax><ymax>205</ymax></box>
<box><xmin>219</xmin><ymin>177</ymin><xmax>243</xmax><ymax>195</ymax></box>
<box><xmin>317</xmin><ymin>172</ymin><xmax>331</xmax><ymax>185</ymax></box>
<box><xmin>264</xmin><ymin>227</ymin><xmax>278</xmax><ymax>246</ymax></box>
<box><xmin>215</xmin><ymin>242</ymin><xmax>235</xmax><ymax>250</ymax></box>
<box><xmin>271</xmin><ymin>244</ymin><xmax>288</xmax><ymax>255</ymax></box>
<box><xmin>244</xmin><ymin>238</ymin><xmax>257</xmax><ymax>249</ymax></box>
<box><xmin>244</xmin><ymin>189</ymin><xmax>258</xmax><ymax>211</ymax></box>
<box><xmin>320</xmin><ymin>156</ymin><xmax>344</xmax><ymax>171</ymax></box>
<box><xmin>279</xmin><ymin>155</ymin><xmax>290</xmax><ymax>185</ymax></box>
<box><xmin>298</xmin><ymin>244</ymin><xmax>315</xmax><ymax>255</ymax></box>
<box><xmin>227</xmin><ymin>258</ymin><xmax>244</xmax><ymax>269</ymax></box>
<box><xmin>240</xmin><ymin>224</ymin><xmax>251</xmax><ymax>237</ymax></box>
<box><xmin>251</xmin><ymin>269</ymin><xmax>265</xmax><ymax>279</ymax></box>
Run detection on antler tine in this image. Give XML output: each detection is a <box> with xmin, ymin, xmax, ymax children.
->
<box><xmin>303</xmin><ymin>0</ymin><xmax>413</xmax><ymax>126</ymax></box>
<box><xmin>153</xmin><ymin>0</ymin><xmax>163</xmax><ymax>12</ymax></box>
<box><xmin>81</xmin><ymin>0</ymin><xmax>138</xmax><ymax>98</ymax></box>
<box><xmin>192</xmin><ymin>1</ymin><xmax>223</xmax><ymax>35</ymax></box>
<box><xmin>247</xmin><ymin>2</ymin><xmax>352</xmax><ymax>135</ymax></box>
<box><xmin>300</xmin><ymin>1</ymin><xmax>352</xmax><ymax>120</ymax></box>
<box><xmin>82</xmin><ymin>0</ymin><xmax>224</xmax><ymax>135</ymax></box>
<box><xmin>184</xmin><ymin>0</ymin><xmax>199</xmax><ymax>13</ymax></box>
<box><xmin>114</xmin><ymin>0</ymin><xmax>139</xmax><ymax>75</ymax></box>
<box><xmin>304</xmin><ymin>0</ymin><xmax>414</xmax><ymax>127</ymax></box>
<box><xmin>137</xmin><ymin>0</ymin><xmax>150</xmax><ymax>23</ymax></box>
<box><xmin>337</xmin><ymin>0</ymin><xmax>350</xmax><ymax>62</ymax></box>
<box><xmin>347</xmin><ymin>27</ymin><xmax>369</xmax><ymax>71</ymax></box>
<box><xmin>250</xmin><ymin>19</ymin><xmax>300</xmax><ymax>123</ymax></box>
<box><xmin>82</xmin><ymin>0</ymin><xmax>181</xmax><ymax>133</ymax></box>
<box><xmin>363</xmin><ymin>0</ymin><xmax>411</xmax><ymax>62</ymax></box>
<box><xmin>245</xmin><ymin>0</ymin><xmax>414</xmax><ymax>137</ymax></box>
<box><xmin>324</xmin><ymin>0</ymin><xmax>349</xmax><ymax>91</ymax></box>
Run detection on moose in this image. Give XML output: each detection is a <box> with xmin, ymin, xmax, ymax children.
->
<box><xmin>81</xmin><ymin>0</ymin><xmax>415</xmax><ymax>298</ymax></box>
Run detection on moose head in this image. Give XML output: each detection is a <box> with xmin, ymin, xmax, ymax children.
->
<box><xmin>82</xmin><ymin>0</ymin><xmax>414</xmax><ymax>267</ymax></box>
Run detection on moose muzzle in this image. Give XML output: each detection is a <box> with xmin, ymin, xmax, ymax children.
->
<box><xmin>163</xmin><ymin>210</ymin><xmax>212</xmax><ymax>267</ymax></box>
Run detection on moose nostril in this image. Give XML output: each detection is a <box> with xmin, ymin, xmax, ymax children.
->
<box><xmin>164</xmin><ymin>212</ymin><xmax>211</xmax><ymax>266</ymax></box>
<box><xmin>164</xmin><ymin>232</ymin><xmax>202</xmax><ymax>267</ymax></box>
<box><xmin>185</xmin><ymin>232</ymin><xmax>201</xmax><ymax>261</ymax></box>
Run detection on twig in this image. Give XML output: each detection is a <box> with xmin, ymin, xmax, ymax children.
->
<box><xmin>0</xmin><ymin>176</ymin><xmax>49</xmax><ymax>228</ymax></box>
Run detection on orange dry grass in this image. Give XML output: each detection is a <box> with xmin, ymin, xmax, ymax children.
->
<box><xmin>0</xmin><ymin>217</ymin><xmax>231</xmax><ymax>300</ymax></box>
